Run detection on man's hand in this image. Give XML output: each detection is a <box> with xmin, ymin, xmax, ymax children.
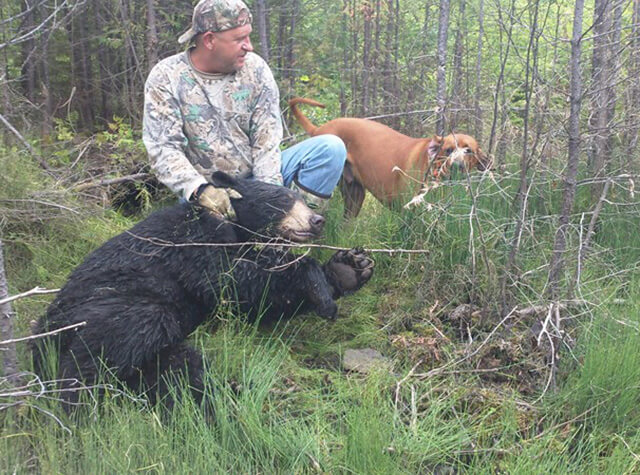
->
<box><xmin>192</xmin><ymin>184</ymin><xmax>236</xmax><ymax>219</ymax></box>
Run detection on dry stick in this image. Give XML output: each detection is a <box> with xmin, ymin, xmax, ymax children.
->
<box><xmin>0</xmin><ymin>321</ymin><xmax>86</xmax><ymax>346</ymax></box>
<box><xmin>74</xmin><ymin>173</ymin><xmax>152</xmax><ymax>192</ymax></box>
<box><xmin>465</xmin><ymin>169</ymin><xmax>494</xmax><ymax>300</ymax></box>
<box><xmin>570</xmin><ymin>178</ymin><xmax>612</xmax><ymax>298</ymax></box>
<box><xmin>0</xmin><ymin>286</ymin><xmax>59</xmax><ymax>306</ymax></box>
<box><xmin>394</xmin><ymin>358</ymin><xmax>424</xmax><ymax>411</ymax></box>
<box><xmin>126</xmin><ymin>232</ymin><xmax>433</xmax><ymax>256</ymax></box>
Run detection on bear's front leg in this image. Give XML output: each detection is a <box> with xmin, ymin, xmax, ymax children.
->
<box><xmin>323</xmin><ymin>247</ymin><xmax>375</xmax><ymax>299</ymax></box>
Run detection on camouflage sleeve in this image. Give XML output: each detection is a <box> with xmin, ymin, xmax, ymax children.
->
<box><xmin>142</xmin><ymin>67</ymin><xmax>207</xmax><ymax>200</ymax></box>
<box><xmin>249</xmin><ymin>64</ymin><xmax>284</xmax><ymax>186</ymax></box>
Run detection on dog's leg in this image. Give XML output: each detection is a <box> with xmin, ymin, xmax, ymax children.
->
<box><xmin>340</xmin><ymin>163</ymin><xmax>366</xmax><ymax>218</ymax></box>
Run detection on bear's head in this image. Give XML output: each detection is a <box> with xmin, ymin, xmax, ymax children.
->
<box><xmin>210</xmin><ymin>172</ymin><xmax>325</xmax><ymax>242</ymax></box>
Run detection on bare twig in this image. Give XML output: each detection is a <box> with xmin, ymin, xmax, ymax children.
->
<box><xmin>0</xmin><ymin>321</ymin><xmax>86</xmax><ymax>346</ymax></box>
<box><xmin>0</xmin><ymin>286</ymin><xmax>59</xmax><ymax>306</ymax></box>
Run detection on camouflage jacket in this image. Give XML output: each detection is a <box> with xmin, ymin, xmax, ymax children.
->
<box><xmin>142</xmin><ymin>50</ymin><xmax>283</xmax><ymax>199</ymax></box>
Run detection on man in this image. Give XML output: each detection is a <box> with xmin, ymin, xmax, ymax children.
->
<box><xmin>143</xmin><ymin>0</ymin><xmax>346</xmax><ymax>218</ymax></box>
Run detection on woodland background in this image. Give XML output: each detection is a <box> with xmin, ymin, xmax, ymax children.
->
<box><xmin>1</xmin><ymin>0</ymin><xmax>640</xmax><ymax>472</ymax></box>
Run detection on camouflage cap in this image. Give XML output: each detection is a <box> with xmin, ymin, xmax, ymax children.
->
<box><xmin>178</xmin><ymin>0</ymin><xmax>253</xmax><ymax>44</ymax></box>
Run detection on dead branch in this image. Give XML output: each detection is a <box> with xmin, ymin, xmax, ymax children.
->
<box><xmin>0</xmin><ymin>321</ymin><xmax>86</xmax><ymax>346</ymax></box>
<box><xmin>125</xmin><ymin>231</ymin><xmax>433</xmax><ymax>256</ymax></box>
<box><xmin>0</xmin><ymin>286</ymin><xmax>59</xmax><ymax>306</ymax></box>
<box><xmin>73</xmin><ymin>173</ymin><xmax>152</xmax><ymax>191</ymax></box>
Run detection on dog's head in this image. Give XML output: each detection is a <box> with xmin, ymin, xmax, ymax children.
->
<box><xmin>427</xmin><ymin>134</ymin><xmax>492</xmax><ymax>177</ymax></box>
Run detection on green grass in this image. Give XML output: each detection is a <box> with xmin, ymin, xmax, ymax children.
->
<box><xmin>3</xmin><ymin>149</ymin><xmax>640</xmax><ymax>473</ymax></box>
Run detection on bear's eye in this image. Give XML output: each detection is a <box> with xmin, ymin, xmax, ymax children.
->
<box><xmin>445</xmin><ymin>147</ymin><xmax>454</xmax><ymax>155</ymax></box>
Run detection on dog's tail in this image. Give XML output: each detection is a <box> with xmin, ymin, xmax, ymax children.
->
<box><xmin>288</xmin><ymin>97</ymin><xmax>326</xmax><ymax>135</ymax></box>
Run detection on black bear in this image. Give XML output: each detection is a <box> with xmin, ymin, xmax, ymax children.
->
<box><xmin>33</xmin><ymin>171</ymin><xmax>374</xmax><ymax>407</ymax></box>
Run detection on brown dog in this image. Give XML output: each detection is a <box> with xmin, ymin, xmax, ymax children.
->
<box><xmin>289</xmin><ymin>97</ymin><xmax>491</xmax><ymax>217</ymax></box>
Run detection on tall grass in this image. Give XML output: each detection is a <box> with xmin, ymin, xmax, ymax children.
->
<box><xmin>3</xmin><ymin>150</ymin><xmax>640</xmax><ymax>472</ymax></box>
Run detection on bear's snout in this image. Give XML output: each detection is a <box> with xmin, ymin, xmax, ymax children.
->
<box><xmin>309</xmin><ymin>213</ymin><xmax>325</xmax><ymax>232</ymax></box>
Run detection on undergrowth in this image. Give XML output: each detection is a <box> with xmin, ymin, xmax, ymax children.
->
<box><xmin>2</xmin><ymin>147</ymin><xmax>640</xmax><ymax>473</ymax></box>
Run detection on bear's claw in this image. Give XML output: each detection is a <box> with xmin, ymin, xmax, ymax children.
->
<box><xmin>324</xmin><ymin>247</ymin><xmax>375</xmax><ymax>297</ymax></box>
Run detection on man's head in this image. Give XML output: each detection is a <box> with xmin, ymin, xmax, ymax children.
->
<box><xmin>180</xmin><ymin>0</ymin><xmax>254</xmax><ymax>73</ymax></box>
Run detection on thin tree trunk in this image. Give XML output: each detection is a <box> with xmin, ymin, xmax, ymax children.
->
<box><xmin>602</xmin><ymin>1</ymin><xmax>622</xmax><ymax>172</ymax></box>
<box><xmin>382</xmin><ymin>0</ymin><xmax>394</xmax><ymax>112</ymax></box>
<box><xmin>548</xmin><ymin>0</ymin><xmax>585</xmax><ymax>300</ymax></box>
<box><xmin>361</xmin><ymin>1</ymin><xmax>373</xmax><ymax>116</ymax></box>
<box><xmin>146</xmin><ymin>0</ymin><xmax>159</xmax><ymax>69</ymax></box>
<box><xmin>340</xmin><ymin>0</ymin><xmax>349</xmax><ymax>116</ymax></box>
<box><xmin>285</xmin><ymin>0</ymin><xmax>299</xmax><ymax>92</ymax></box>
<box><xmin>96</xmin><ymin>1</ymin><xmax>113</xmax><ymax>123</ymax></box>
<box><xmin>20</xmin><ymin>0</ymin><xmax>37</xmax><ymax>103</ymax></box>
<box><xmin>276</xmin><ymin>2</ymin><xmax>288</xmax><ymax>71</ymax></box>
<box><xmin>500</xmin><ymin>0</ymin><xmax>540</xmax><ymax>315</ymax></box>
<box><xmin>450</xmin><ymin>0</ymin><xmax>466</xmax><ymax>131</ymax></box>
<box><xmin>0</xmin><ymin>240</ymin><xmax>18</xmax><ymax>378</ymax></box>
<box><xmin>435</xmin><ymin>0</ymin><xmax>451</xmax><ymax>136</ymax></box>
<box><xmin>474</xmin><ymin>0</ymin><xmax>484</xmax><ymax>140</ymax></box>
<box><xmin>624</xmin><ymin>0</ymin><xmax>640</xmax><ymax>159</ymax></box>
<box><xmin>351</xmin><ymin>0</ymin><xmax>359</xmax><ymax>114</ymax></box>
<box><xmin>371</xmin><ymin>0</ymin><xmax>382</xmax><ymax>113</ymax></box>
<box><xmin>587</xmin><ymin>0</ymin><xmax>611</xmax><ymax>186</ymax></box>
<box><xmin>488</xmin><ymin>0</ymin><xmax>515</xmax><ymax>160</ymax></box>
<box><xmin>255</xmin><ymin>0</ymin><xmax>270</xmax><ymax>62</ymax></box>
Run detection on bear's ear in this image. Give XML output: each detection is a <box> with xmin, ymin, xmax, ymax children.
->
<box><xmin>210</xmin><ymin>171</ymin><xmax>238</xmax><ymax>189</ymax></box>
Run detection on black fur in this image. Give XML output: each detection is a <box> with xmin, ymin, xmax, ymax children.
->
<box><xmin>32</xmin><ymin>173</ymin><xmax>373</xmax><ymax>408</ymax></box>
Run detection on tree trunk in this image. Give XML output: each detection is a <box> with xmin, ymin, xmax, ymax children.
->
<box><xmin>548</xmin><ymin>0</ymin><xmax>585</xmax><ymax>300</ymax></box>
<box><xmin>587</xmin><ymin>0</ymin><xmax>611</xmax><ymax>186</ymax></box>
<box><xmin>624</xmin><ymin>0</ymin><xmax>640</xmax><ymax>159</ymax></box>
<box><xmin>340</xmin><ymin>0</ymin><xmax>349</xmax><ymax>116</ymax></box>
<box><xmin>255</xmin><ymin>0</ymin><xmax>270</xmax><ymax>62</ymax></box>
<box><xmin>146</xmin><ymin>0</ymin><xmax>159</xmax><ymax>70</ymax></box>
<box><xmin>473</xmin><ymin>0</ymin><xmax>484</xmax><ymax>140</ymax></box>
<box><xmin>370</xmin><ymin>0</ymin><xmax>382</xmax><ymax>114</ymax></box>
<box><xmin>450</xmin><ymin>0</ymin><xmax>466</xmax><ymax>131</ymax></box>
<box><xmin>284</xmin><ymin>0</ymin><xmax>299</xmax><ymax>93</ymax></box>
<box><xmin>0</xmin><ymin>240</ymin><xmax>18</xmax><ymax>378</ymax></box>
<box><xmin>382</xmin><ymin>0</ymin><xmax>394</xmax><ymax>113</ymax></box>
<box><xmin>20</xmin><ymin>0</ymin><xmax>37</xmax><ymax>103</ymax></box>
<box><xmin>361</xmin><ymin>1</ymin><xmax>373</xmax><ymax>116</ymax></box>
<box><xmin>501</xmin><ymin>0</ymin><xmax>540</xmax><ymax>315</ymax></box>
<box><xmin>435</xmin><ymin>0</ymin><xmax>450</xmax><ymax>136</ymax></box>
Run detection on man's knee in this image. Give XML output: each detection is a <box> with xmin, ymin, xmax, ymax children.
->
<box><xmin>319</xmin><ymin>134</ymin><xmax>347</xmax><ymax>164</ymax></box>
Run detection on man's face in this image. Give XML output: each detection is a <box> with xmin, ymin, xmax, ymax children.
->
<box><xmin>202</xmin><ymin>24</ymin><xmax>253</xmax><ymax>73</ymax></box>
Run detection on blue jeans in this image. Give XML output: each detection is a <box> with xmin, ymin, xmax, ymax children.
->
<box><xmin>281</xmin><ymin>135</ymin><xmax>346</xmax><ymax>198</ymax></box>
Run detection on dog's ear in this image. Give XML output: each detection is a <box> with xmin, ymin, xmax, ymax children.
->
<box><xmin>476</xmin><ymin>148</ymin><xmax>492</xmax><ymax>171</ymax></box>
<box><xmin>428</xmin><ymin>136</ymin><xmax>442</xmax><ymax>159</ymax></box>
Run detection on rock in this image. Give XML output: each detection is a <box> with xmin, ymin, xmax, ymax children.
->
<box><xmin>343</xmin><ymin>348</ymin><xmax>391</xmax><ymax>374</ymax></box>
